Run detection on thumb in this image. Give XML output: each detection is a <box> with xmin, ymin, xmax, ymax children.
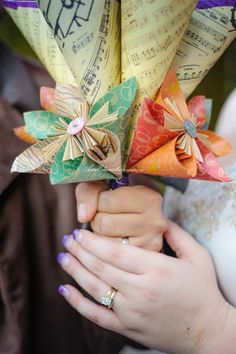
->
<box><xmin>75</xmin><ymin>181</ymin><xmax>108</xmax><ymax>223</ymax></box>
<box><xmin>164</xmin><ymin>221</ymin><xmax>205</xmax><ymax>262</ymax></box>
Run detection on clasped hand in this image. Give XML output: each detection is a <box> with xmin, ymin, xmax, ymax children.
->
<box><xmin>57</xmin><ymin>182</ymin><xmax>236</xmax><ymax>354</ymax></box>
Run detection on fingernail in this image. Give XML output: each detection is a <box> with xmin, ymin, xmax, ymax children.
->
<box><xmin>62</xmin><ymin>234</ymin><xmax>73</xmax><ymax>248</ymax></box>
<box><xmin>73</xmin><ymin>229</ymin><xmax>82</xmax><ymax>242</ymax></box>
<box><xmin>78</xmin><ymin>203</ymin><xmax>87</xmax><ymax>221</ymax></box>
<box><xmin>58</xmin><ymin>285</ymin><xmax>70</xmax><ymax>298</ymax></box>
<box><xmin>57</xmin><ymin>252</ymin><xmax>69</xmax><ymax>267</ymax></box>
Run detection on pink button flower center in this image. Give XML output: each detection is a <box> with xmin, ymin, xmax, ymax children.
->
<box><xmin>67</xmin><ymin>116</ymin><xmax>85</xmax><ymax>135</ymax></box>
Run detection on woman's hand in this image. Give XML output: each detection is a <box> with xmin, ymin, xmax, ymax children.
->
<box><xmin>58</xmin><ymin>222</ymin><xmax>236</xmax><ymax>354</ymax></box>
<box><xmin>75</xmin><ymin>181</ymin><xmax>166</xmax><ymax>251</ymax></box>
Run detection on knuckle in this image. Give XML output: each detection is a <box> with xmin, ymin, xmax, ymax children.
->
<box><xmin>94</xmin><ymin>214</ymin><xmax>111</xmax><ymax>235</ymax></box>
<box><xmin>90</xmin><ymin>259</ymin><xmax>105</xmax><ymax>276</ymax></box>
<box><xmin>88</xmin><ymin>284</ymin><xmax>101</xmax><ymax>300</ymax></box>
<box><xmin>99</xmin><ymin>191</ymin><xmax>113</xmax><ymax>210</ymax></box>
<box><xmin>150</xmin><ymin>237</ymin><xmax>163</xmax><ymax>252</ymax></box>
<box><xmin>142</xmin><ymin>286</ymin><xmax>158</xmax><ymax>303</ymax></box>
<box><xmin>109</xmin><ymin>247</ymin><xmax>121</xmax><ymax>264</ymax></box>
<box><xmin>152</xmin><ymin>215</ymin><xmax>167</xmax><ymax>234</ymax></box>
<box><xmin>155</xmin><ymin>265</ymin><xmax>172</xmax><ymax>280</ymax></box>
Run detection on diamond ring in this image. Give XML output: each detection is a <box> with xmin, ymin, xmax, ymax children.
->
<box><xmin>100</xmin><ymin>287</ymin><xmax>117</xmax><ymax>309</ymax></box>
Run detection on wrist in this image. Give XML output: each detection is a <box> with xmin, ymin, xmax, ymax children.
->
<box><xmin>196</xmin><ymin>298</ymin><xmax>236</xmax><ymax>354</ymax></box>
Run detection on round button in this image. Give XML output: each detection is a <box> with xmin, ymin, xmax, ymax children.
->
<box><xmin>184</xmin><ymin>119</ymin><xmax>197</xmax><ymax>138</ymax></box>
<box><xmin>67</xmin><ymin>116</ymin><xmax>85</xmax><ymax>135</ymax></box>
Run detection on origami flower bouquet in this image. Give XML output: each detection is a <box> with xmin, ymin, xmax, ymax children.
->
<box><xmin>12</xmin><ymin>69</ymin><xmax>231</xmax><ymax>184</ymax></box>
<box><xmin>6</xmin><ymin>0</ymin><xmax>234</xmax><ymax>185</ymax></box>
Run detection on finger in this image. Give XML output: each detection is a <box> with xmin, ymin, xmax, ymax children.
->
<box><xmin>75</xmin><ymin>181</ymin><xmax>108</xmax><ymax>223</ymax></box>
<box><xmin>128</xmin><ymin>234</ymin><xmax>163</xmax><ymax>251</ymax></box>
<box><xmin>96</xmin><ymin>234</ymin><xmax>163</xmax><ymax>252</ymax></box>
<box><xmin>98</xmin><ymin>186</ymin><xmax>163</xmax><ymax>214</ymax></box>
<box><xmin>62</xmin><ymin>236</ymin><xmax>135</xmax><ymax>293</ymax></box>
<box><xmin>73</xmin><ymin>229</ymin><xmax>168</xmax><ymax>274</ymax></box>
<box><xmin>91</xmin><ymin>213</ymin><xmax>153</xmax><ymax>237</ymax></box>
<box><xmin>58</xmin><ymin>284</ymin><xmax>122</xmax><ymax>332</ymax></box>
<box><xmin>165</xmin><ymin>221</ymin><xmax>206</xmax><ymax>262</ymax></box>
<box><xmin>57</xmin><ymin>251</ymin><xmax>114</xmax><ymax>303</ymax></box>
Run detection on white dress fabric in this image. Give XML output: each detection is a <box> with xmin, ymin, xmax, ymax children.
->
<box><xmin>164</xmin><ymin>164</ymin><xmax>236</xmax><ymax>307</ymax></box>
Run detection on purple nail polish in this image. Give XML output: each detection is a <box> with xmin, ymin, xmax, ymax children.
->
<box><xmin>73</xmin><ymin>229</ymin><xmax>81</xmax><ymax>242</ymax></box>
<box><xmin>58</xmin><ymin>285</ymin><xmax>70</xmax><ymax>298</ymax></box>
<box><xmin>57</xmin><ymin>252</ymin><xmax>65</xmax><ymax>263</ymax></box>
<box><xmin>62</xmin><ymin>234</ymin><xmax>69</xmax><ymax>247</ymax></box>
<box><xmin>57</xmin><ymin>252</ymin><xmax>69</xmax><ymax>267</ymax></box>
<box><xmin>62</xmin><ymin>234</ymin><xmax>73</xmax><ymax>248</ymax></box>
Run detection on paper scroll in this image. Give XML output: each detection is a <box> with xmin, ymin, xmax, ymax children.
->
<box><xmin>172</xmin><ymin>3</ymin><xmax>236</xmax><ymax>96</ymax></box>
<box><xmin>121</xmin><ymin>0</ymin><xmax>197</xmax><ymax>156</ymax></box>
<box><xmin>2</xmin><ymin>1</ymin><xmax>76</xmax><ymax>85</ymax></box>
<box><xmin>38</xmin><ymin>0</ymin><xmax>121</xmax><ymax>105</ymax></box>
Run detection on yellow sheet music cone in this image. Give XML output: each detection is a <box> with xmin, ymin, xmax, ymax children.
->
<box><xmin>5</xmin><ymin>6</ymin><xmax>76</xmax><ymax>85</ymax></box>
<box><xmin>121</xmin><ymin>0</ymin><xmax>197</xmax><ymax>156</ymax></box>
<box><xmin>172</xmin><ymin>4</ymin><xmax>236</xmax><ymax>97</ymax></box>
<box><xmin>38</xmin><ymin>1</ymin><xmax>121</xmax><ymax>105</ymax></box>
<box><xmin>128</xmin><ymin>137</ymin><xmax>197</xmax><ymax>179</ymax></box>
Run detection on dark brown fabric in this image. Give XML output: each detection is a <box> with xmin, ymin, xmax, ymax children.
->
<box><xmin>0</xmin><ymin>44</ymin><xmax>142</xmax><ymax>354</ymax></box>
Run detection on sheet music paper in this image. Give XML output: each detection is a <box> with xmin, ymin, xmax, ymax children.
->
<box><xmin>3</xmin><ymin>1</ymin><xmax>76</xmax><ymax>84</ymax></box>
<box><xmin>38</xmin><ymin>0</ymin><xmax>121</xmax><ymax>105</ymax></box>
<box><xmin>121</xmin><ymin>0</ymin><xmax>197</xmax><ymax>157</ymax></box>
<box><xmin>172</xmin><ymin>5</ymin><xmax>236</xmax><ymax>97</ymax></box>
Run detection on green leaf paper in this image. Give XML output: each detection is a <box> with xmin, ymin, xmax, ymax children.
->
<box><xmin>24</xmin><ymin>111</ymin><xmax>68</xmax><ymax>139</ymax></box>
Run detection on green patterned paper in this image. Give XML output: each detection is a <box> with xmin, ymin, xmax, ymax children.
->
<box><xmin>11</xmin><ymin>78</ymin><xmax>137</xmax><ymax>185</ymax></box>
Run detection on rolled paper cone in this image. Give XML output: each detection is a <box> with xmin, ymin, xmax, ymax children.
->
<box><xmin>121</xmin><ymin>0</ymin><xmax>197</xmax><ymax>158</ymax></box>
<box><xmin>2</xmin><ymin>1</ymin><xmax>76</xmax><ymax>85</ymax></box>
<box><xmin>172</xmin><ymin>2</ymin><xmax>236</xmax><ymax>97</ymax></box>
<box><xmin>128</xmin><ymin>137</ymin><xmax>197</xmax><ymax>179</ymax></box>
<box><xmin>38</xmin><ymin>0</ymin><xmax>121</xmax><ymax>105</ymax></box>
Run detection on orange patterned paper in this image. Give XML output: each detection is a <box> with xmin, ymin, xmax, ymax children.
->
<box><xmin>128</xmin><ymin>68</ymin><xmax>232</xmax><ymax>182</ymax></box>
<box><xmin>14</xmin><ymin>126</ymin><xmax>38</xmax><ymax>144</ymax></box>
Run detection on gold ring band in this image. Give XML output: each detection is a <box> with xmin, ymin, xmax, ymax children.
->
<box><xmin>101</xmin><ymin>287</ymin><xmax>117</xmax><ymax>309</ymax></box>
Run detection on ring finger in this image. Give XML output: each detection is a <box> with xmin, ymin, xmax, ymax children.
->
<box><xmin>57</xmin><ymin>251</ymin><xmax>125</xmax><ymax>311</ymax></box>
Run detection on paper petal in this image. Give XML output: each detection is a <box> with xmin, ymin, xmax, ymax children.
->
<box><xmin>84</xmin><ymin>131</ymin><xmax>123</xmax><ymax>178</ymax></box>
<box><xmin>11</xmin><ymin>139</ymin><xmax>54</xmax><ymax>174</ymax></box>
<box><xmin>14</xmin><ymin>126</ymin><xmax>38</xmax><ymax>144</ymax></box>
<box><xmin>50</xmin><ymin>144</ymin><xmax>114</xmax><ymax>185</ymax></box>
<box><xmin>195</xmin><ymin>141</ymin><xmax>231</xmax><ymax>182</ymax></box>
<box><xmin>199</xmin><ymin>131</ymin><xmax>232</xmax><ymax>157</ymax></box>
<box><xmin>54</xmin><ymin>83</ymin><xmax>88</xmax><ymax>120</ymax></box>
<box><xmin>155</xmin><ymin>68</ymin><xmax>190</xmax><ymax>120</ymax></box>
<box><xmin>187</xmin><ymin>96</ymin><xmax>207</xmax><ymax>128</ymax></box>
<box><xmin>128</xmin><ymin>137</ymin><xmax>197</xmax><ymax>179</ymax></box>
<box><xmin>24</xmin><ymin>110</ymin><xmax>65</xmax><ymax>139</ymax></box>
<box><xmin>40</xmin><ymin>87</ymin><xmax>56</xmax><ymax>112</ymax></box>
<box><xmin>89</xmin><ymin>77</ymin><xmax>137</xmax><ymax>163</ymax></box>
<box><xmin>127</xmin><ymin>98</ymin><xmax>179</xmax><ymax>168</ymax></box>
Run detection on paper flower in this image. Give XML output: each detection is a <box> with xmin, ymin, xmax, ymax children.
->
<box><xmin>12</xmin><ymin>79</ymin><xmax>137</xmax><ymax>184</ymax></box>
<box><xmin>127</xmin><ymin>69</ymin><xmax>231</xmax><ymax>182</ymax></box>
